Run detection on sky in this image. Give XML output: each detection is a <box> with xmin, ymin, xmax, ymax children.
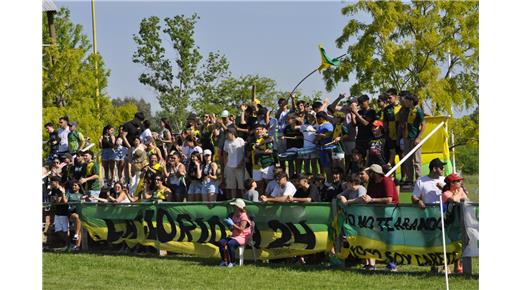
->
<box><xmin>56</xmin><ymin>0</ymin><xmax>472</xmax><ymax>117</ymax></box>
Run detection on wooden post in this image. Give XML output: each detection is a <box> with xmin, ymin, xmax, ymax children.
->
<box><xmin>460</xmin><ymin>202</ymin><xmax>472</xmax><ymax>275</ymax></box>
<box><xmin>251</xmin><ymin>84</ymin><xmax>256</xmax><ymax>104</ymax></box>
<box><xmin>81</xmin><ymin>226</ymin><xmax>89</xmax><ymax>251</ymax></box>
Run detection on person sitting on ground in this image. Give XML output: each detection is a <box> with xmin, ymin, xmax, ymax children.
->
<box><xmin>243</xmin><ymin>178</ymin><xmax>259</xmax><ymax>202</ymax></box>
<box><xmin>218</xmin><ymin>198</ymin><xmax>252</xmax><ymax>267</ymax></box>
<box><xmin>259</xmin><ymin>172</ymin><xmax>297</xmax><ymax>203</ymax></box>
<box><xmin>290</xmin><ymin>175</ymin><xmax>321</xmax><ymax>202</ymax></box>
<box><xmin>337</xmin><ymin>174</ymin><xmax>367</xmax><ymax>205</ymax></box>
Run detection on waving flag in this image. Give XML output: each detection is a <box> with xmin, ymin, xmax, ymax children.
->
<box><xmin>318</xmin><ymin>44</ymin><xmax>341</xmax><ymax>72</ymax></box>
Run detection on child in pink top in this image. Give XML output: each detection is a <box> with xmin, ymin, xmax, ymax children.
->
<box><xmin>218</xmin><ymin>198</ymin><xmax>252</xmax><ymax>267</ymax></box>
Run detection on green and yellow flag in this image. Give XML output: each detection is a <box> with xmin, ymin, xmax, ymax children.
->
<box><xmin>318</xmin><ymin>44</ymin><xmax>341</xmax><ymax>72</ymax></box>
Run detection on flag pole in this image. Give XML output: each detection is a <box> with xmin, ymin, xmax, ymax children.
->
<box><xmin>439</xmin><ymin>195</ymin><xmax>450</xmax><ymax>290</ymax></box>
<box><xmin>290</xmin><ymin>53</ymin><xmax>347</xmax><ymax>95</ymax></box>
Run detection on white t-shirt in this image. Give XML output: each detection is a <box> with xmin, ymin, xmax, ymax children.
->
<box><xmin>57</xmin><ymin>127</ymin><xmax>70</xmax><ymax>152</ymax></box>
<box><xmin>412</xmin><ymin>175</ymin><xmax>446</xmax><ymax>204</ymax></box>
<box><xmin>271</xmin><ymin>181</ymin><xmax>297</xmax><ymax>197</ymax></box>
<box><xmin>223</xmin><ymin>137</ymin><xmax>245</xmax><ymax>168</ymax></box>
<box><xmin>140</xmin><ymin>128</ymin><xmax>153</xmax><ymax>144</ymax></box>
<box><xmin>300</xmin><ymin>124</ymin><xmax>317</xmax><ymax>148</ymax></box>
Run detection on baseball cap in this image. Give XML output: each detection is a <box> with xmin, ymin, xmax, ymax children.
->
<box><xmin>429</xmin><ymin>158</ymin><xmax>447</xmax><ymax>170</ymax></box>
<box><xmin>445</xmin><ymin>173</ymin><xmax>464</xmax><ymax>183</ymax></box>
<box><xmin>372</xmin><ymin>120</ymin><xmax>383</xmax><ymax>127</ymax></box>
<box><xmin>230</xmin><ymin>198</ymin><xmax>246</xmax><ymax>209</ymax></box>
<box><xmin>220</xmin><ymin>110</ymin><xmax>229</xmax><ymax>118</ymax></box>
<box><xmin>357</xmin><ymin>95</ymin><xmax>370</xmax><ymax>103</ymax></box>
<box><xmin>203</xmin><ymin>149</ymin><xmax>212</xmax><ymax>156</ymax></box>
<box><xmin>365</xmin><ymin>164</ymin><xmax>384</xmax><ymax>175</ymax></box>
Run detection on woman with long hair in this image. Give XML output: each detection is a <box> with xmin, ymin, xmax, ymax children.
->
<box><xmin>442</xmin><ymin>173</ymin><xmax>469</xmax><ymax>274</ymax></box>
<box><xmin>99</xmin><ymin>124</ymin><xmax>116</xmax><ymax>186</ymax></box>
<box><xmin>114</xmin><ymin>126</ymin><xmax>131</xmax><ymax>184</ymax></box>
<box><xmin>157</xmin><ymin>118</ymin><xmax>173</xmax><ymax>159</ymax></box>
<box><xmin>144</xmin><ymin>173</ymin><xmax>171</xmax><ymax>202</ymax></box>
<box><xmin>164</xmin><ymin>151</ymin><xmax>187</xmax><ymax>202</ymax></box>
<box><xmin>201</xmin><ymin>149</ymin><xmax>219</xmax><ymax>202</ymax></box>
<box><xmin>187</xmin><ymin>152</ymin><xmax>203</xmax><ymax>201</ymax></box>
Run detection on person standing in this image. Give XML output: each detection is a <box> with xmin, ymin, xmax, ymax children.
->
<box><xmin>99</xmin><ymin>125</ymin><xmax>116</xmax><ymax>186</ymax></box>
<box><xmin>201</xmin><ymin>149</ymin><xmax>219</xmax><ymax>202</ymax></box>
<box><xmin>352</xmin><ymin>95</ymin><xmax>377</xmax><ymax>156</ymax></box>
<box><xmin>382</xmin><ymin>88</ymin><xmax>401</xmax><ymax>166</ymax></box>
<box><xmin>222</xmin><ymin>128</ymin><xmax>246</xmax><ymax>199</ymax></box>
<box><xmin>57</xmin><ymin>116</ymin><xmax>70</xmax><ymax>157</ymax></box>
<box><xmin>67</xmin><ymin>122</ymin><xmax>85</xmax><ymax>155</ymax></box>
<box><xmin>79</xmin><ymin>150</ymin><xmax>101</xmax><ymax>196</ymax></box>
<box><xmin>315</xmin><ymin>111</ymin><xmax>334</xmax><ymax>181</ymax></box>
<box><xmin>400</xmin><ymin>92</ymin><xmax>425</xmax><ymax>185</ymax></box>
<box><xmin>250</xmin><ymin>124</ymin><xmax>275</xmax><ymax>194</ymax></box>
<box><xmin>44</xmin><ymin>122</ymin><xmax>61</xmax><ymax>164</ymax></box>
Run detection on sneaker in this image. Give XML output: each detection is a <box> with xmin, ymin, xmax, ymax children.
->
<box><xmin>70</xmin><ymin>245</ymin><xmax>80</xmax><ymax>251</ymax></box>
<box><xmin>386</xmin><ymin>262</ymin><xmax>397</xmax><ymax>272</ymax></box>
<box><xmin>363</xmin><ymin>265</ymin><xmax>376</xmax><ymax>271</ymax></box>
<box><xmin>72</xmin><ymin>234</ymin><xmax>79</xmax><ymax>242</ymax></box>
<box><xmin>219</xmin><ymin>261</ymin><xmax>227</xmax><ymax>267</ymax></box>
<box><xmin>227</xmin><ymin>263</ymin><xmax>234</xmax><ymax>267</ymax></box>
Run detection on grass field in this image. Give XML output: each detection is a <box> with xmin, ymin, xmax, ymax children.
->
<box><xmin>43</xmin><ymin>252</ymin><xmax>478</xmax><ymax>290</ymax></box>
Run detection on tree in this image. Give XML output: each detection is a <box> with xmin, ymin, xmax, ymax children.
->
<box><xmin>132</xmin><ymin>14</ymin><xmax>203</xmax><ymax>129</ymax></box>
<box><xmin>449</xmin><ymin>107</ymin><xmax>478</xmax><ymax>174</ymax></box>
<box><xmin>42</xmin><ymin>8</ymin><xmax>137</xmax><ymax>156</ymax></box>
<box><xmin>324</xmin><ymin>1</ymin><xmax>478</xmax><ymax>115</ymax></box>
<box><xmin>112</xmin><ymin>97</ymin><xmax>153</xmax><ymax>120</ymax></box>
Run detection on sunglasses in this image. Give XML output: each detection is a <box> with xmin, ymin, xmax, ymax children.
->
<box><xmin>155</xmin><ymin>178</ymin><xmax>162</xmax><ymax>182</ymax></box>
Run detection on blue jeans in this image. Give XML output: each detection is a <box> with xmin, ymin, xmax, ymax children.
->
<box><xmin>217</xmin><ymin>237</ymin><xmax>240</xmax><ymax>263</ymax></box>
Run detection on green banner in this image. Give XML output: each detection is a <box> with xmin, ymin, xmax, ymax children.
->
<box><xmin>332</xmin><ymin>204</ymin><xmax>463</xmax><ymax>266</ymax></box>
<box><xmin>78</xmin><ymin>201</ymin><xmax>331</xmax><ymax>260</ymax></box>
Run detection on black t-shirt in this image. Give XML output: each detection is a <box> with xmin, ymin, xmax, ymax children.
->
<box><xmin>73</xmin><ymin>163</ymin><xmax>85</xmax><ymax>181</ymax></box>
<box><xmin>321</xmin><ymin>182</ymin><xmax>342</xmax><ymax>202</ymax></box>
<box><xmin>48</xmin><ymin>131</ymin><xmax>60</xmax><ymax>154</ymax></box>
<box><xmin>122</xmin><ymin>118</ymin><xmax>142</xmax><ymax>146</ymax></box>
<box><xmin>284</xmin><ymin>126</ymin><xmax>303</xmax><ymax>149</ymax></box>
<box><xmin>51</xmin><ymin>188</ymin><xmax>68</xmax><ymax>215</ymax></box>
<box><xmin>356</xmin><ymin>109</ymin><xmax>377</xmax><ymax>141</ymax></box>
<box><xmin>294</xmin><ymin>184</ymin><xmax>321</xmax><ymax>202</ymax></box>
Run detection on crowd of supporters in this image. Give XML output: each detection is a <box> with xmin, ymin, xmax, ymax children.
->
<box><xmin>42</xmin><ymin>89</ymin><xmax>469</xmax><ymax>272</ymax></box>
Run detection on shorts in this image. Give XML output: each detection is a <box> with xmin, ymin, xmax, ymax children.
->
<box><xmin>332</xmin><ymin>152</ymin><xmax>345</xmax><ymax>160</ymax></box>
<box><xmin>201</xmin><ymin>180</ymin><xmax>217</xmax><ymax>194</ymax></box>
<box><xmin>54</xmin><ymin>215</ymin><xmax>69</xmax><ymax>232</ymax></box>
<box><xmin>114</xmin><ymin>147</ymin><xmax>128</xmax><ymax>161</ymax></box>
<box><xmin>224</xmin><ymin>166</ymin><xmax>245</xmax><ymax>190</ymax></box>
<box><xmin>342</xmin><ymin>141</ymin><xmax>356</xmax><ymax>155</ymax></box>
<box><xmin>101</xmin><ymin>148</ymin><xmax>115</xmax><ymax>161</ymax></box>
<box><xmin>169</xmin><ymin>183</ymin><xmax>187</xmax><ymax>199</ymax></box>
<box><xmin>253</xmin><ymin>165</ymin><xmax>274</xmax><ymax>181</ymax></box>
<box><xmin>188</xmin><ymin>180</ymin><xmax>203</xmax><ymax>195</ymax></box>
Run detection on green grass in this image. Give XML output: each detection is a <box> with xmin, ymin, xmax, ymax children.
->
<box><xmin>43</xmin><ymin>252</ymin><xmax>478</xmax><ymax>290</ymax></box>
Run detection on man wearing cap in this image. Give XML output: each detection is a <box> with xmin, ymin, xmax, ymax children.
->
<box><xmin>367</xmin><ymin>120</ymin><xmax>386</xmax><ymax>167</ymax></box>
<box><xmin>412</xmin><ymin>158</ymin><xmax>446</xmax><ymax>208</ymax></box>
<box><xmin>67</xmin><ymin>122</ymin><xmax>85</xmax><ymax>155</ymax></box>
<box><xmin>362</xmin><ymin>164</ymin><xmax>399</xmax><ymax>205</ymax></box>
<box><xmin>400</xmin><ymin>92</ymin><xmax>425</xmax><ymax>185</ymax></box>
<box><xmin>362</xmin><ymin>164</ymin><xmax>399</xmax><ymax>271</ymax></box>
<box><xmin>223</xmin><ymin>128</ymin><xmax>246</xmax><ymax>199</ymax></box>
<box><xmin>353</xmin><ymin>95</ymin><xmax>377</xmax><ymax>156</ymax></box>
